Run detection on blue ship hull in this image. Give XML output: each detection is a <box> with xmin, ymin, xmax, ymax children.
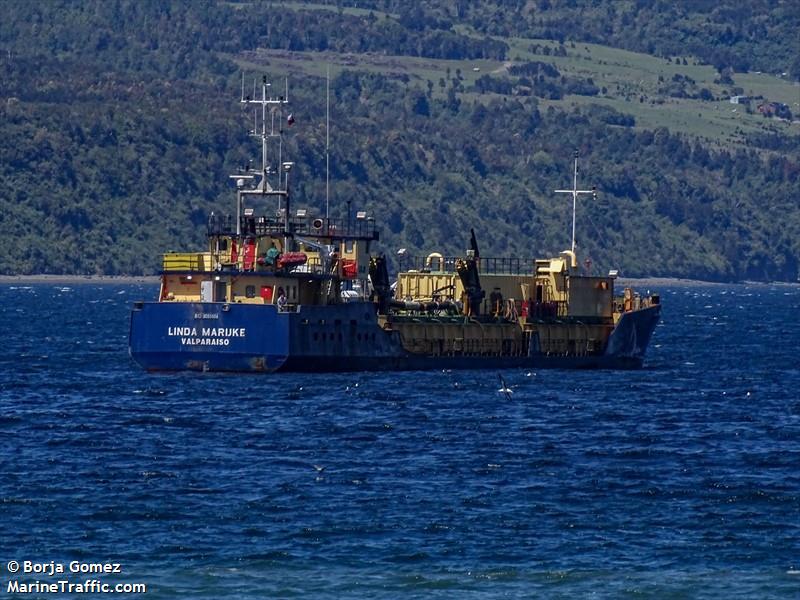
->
<box><xmin>129</xmin><ymin>301</ymin><xmax>660</xmax><ymax>372</ymax></box>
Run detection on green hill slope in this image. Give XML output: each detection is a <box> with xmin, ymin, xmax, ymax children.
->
<box><xmin>0</xmin><ymin>0</ymin><xmax>798</xmax><ymax>280</ymax></box>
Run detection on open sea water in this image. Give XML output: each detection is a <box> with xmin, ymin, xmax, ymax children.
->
<box><xmin>1</xmin><ymin>281</ymin><xmax>799</xmax><ymax>598</ymax></box>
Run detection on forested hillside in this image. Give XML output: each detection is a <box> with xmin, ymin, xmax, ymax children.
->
<box><xmin>1</xmin><ymin>0</ymin><xmax>798</xmax><ymax>280</ymax></box>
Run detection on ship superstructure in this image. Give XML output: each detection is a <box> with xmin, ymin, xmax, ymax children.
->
<box><xmin>129</xmin><ymin>76</ymin><xmax>660</xmax><ymax>372</ymax></box>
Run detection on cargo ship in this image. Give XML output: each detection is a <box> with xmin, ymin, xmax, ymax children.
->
<box><xmin>129</xmin><ymin>77</ymin><xmax>660</xmax><ymax>372</ymax></box>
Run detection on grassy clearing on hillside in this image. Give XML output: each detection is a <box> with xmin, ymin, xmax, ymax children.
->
<box><xmin>231</xmin><ymin>49</ymin><xmax>498</xmax><ymax>89</ymax></box>
<box><xmin>535</xmin><ymin>95</ymin><xmax>774</xmax><ymax>144</ymax></box>
<box><xmin>277</xmin><ymin>1</ymin><xmax>395</xmax><ymax>19</ymax></box>
<box><xmin>734</xmin><ymin>72</ymin><xmax>800</xmax><ymax>107</ymax></box>
<box><xmin>503</xmin><ymin>36</ymin><xmax>799</xmax><ymax>142</ymax></box>
<box><xmin>229</xmin><ymin>23</ymin><xmax>799</xmax><ymax>148</ymax></box>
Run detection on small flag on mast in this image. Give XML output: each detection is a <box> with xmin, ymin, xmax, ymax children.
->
<box><xmin>287</xmin><ymin>113</ymin><xmax>295</xmax><ymax>126</ymax></box>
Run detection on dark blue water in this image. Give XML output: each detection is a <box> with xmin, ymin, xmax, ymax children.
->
<box><xmin>2</xmin><ymin>281</ymin><xmax>799</xmax><ymax>598</ymax></box>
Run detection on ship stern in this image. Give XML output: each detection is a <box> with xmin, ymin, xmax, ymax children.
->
<box><xmin>129</xmin><ymin>301</ymin><xmax>289</xmax><ymax>372</ymax></box>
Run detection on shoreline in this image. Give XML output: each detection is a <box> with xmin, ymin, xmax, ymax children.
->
<box><xmin>1</xmin><ymin>274</ymin><xmax>796</xmax><ymax>287</ymax></box>
<box><xmin>0</xmin><ymin>274</ymin><xmax>159</xmax><ymax>284</ymax></box>
<box><xmin>619</xmin><ymin>277</ymin><xmax>798</xmax><ymax>287</ymax></box>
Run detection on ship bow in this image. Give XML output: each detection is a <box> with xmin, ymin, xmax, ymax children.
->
<box><xmin>604</xmin><ymin>305</ymin><xmax>661</xmax><ymax>367</ymax></box>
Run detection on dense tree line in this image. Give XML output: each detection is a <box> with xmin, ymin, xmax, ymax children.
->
<box><xmin>328</xmin><ymin>0</ymin><xmax>800</xmax><ymax>79</ymax></box>
<box><xmin>0</xmin><ymin>0</ymin><xmax>507</xmax><ymax>74</ymax></box>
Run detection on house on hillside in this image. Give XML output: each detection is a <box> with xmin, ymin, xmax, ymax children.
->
<box><xmin>758</xmin><ymin>101</ymin><xmax>793</xmax><ymax>119</ymax></box>
<box><xmin>729</xmin><ymin>95</ymin><xmax>750</xmax><ymax>104</ymax></box>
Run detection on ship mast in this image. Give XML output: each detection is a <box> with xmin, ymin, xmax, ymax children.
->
<box><xmin>326</xmin><ymin>63</ymin><xmax>331</xmax><ymax>219</ymax></box>
<box><xmin>555</xmin><ymin>150</ymin><xmax>596</xmax><ymax>258</ymax></box>
<box><xmin>234</xmin><ymin>74</ymin><xmax>291</xmax><ymax>244</ymax></box>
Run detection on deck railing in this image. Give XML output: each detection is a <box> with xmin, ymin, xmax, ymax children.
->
<box><xmin>162</xmin><ymin>253</ymin><xmax>208</xmax><ymax>271</ymax></box>
<box><xmin>207</xmin><ymin>214</ymin><xmax>379</xmax><ymax>240</ymax></box>
<box><xmin>397</xmin><ymin>255</ymin><xmax>535</xmax><ymax>276</ymax></box>
<box><xmin>162</xmin><ymin>250</ymin><xmax>333</xmax><ymax>276</ymax></box>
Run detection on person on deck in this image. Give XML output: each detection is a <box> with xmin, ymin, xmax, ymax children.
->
<box><xmin>489</xmin><ymin>287</ymin><xmax>503</xmax><ymax>318</ymax></box>
<box><xmin>264</xmin><ymin>243</ymin><xmax>281</xmax><ymax>269</ymax></box>
<box><xmin>276</xmin><ymin>287</ymin><xmax>287</xmax><ymax>311</ymax></box>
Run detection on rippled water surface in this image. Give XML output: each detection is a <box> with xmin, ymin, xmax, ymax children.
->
<box><xmin>2</xmin><ymin>282</ymin><xmax>799</xmax><ymax>598</ymax></box>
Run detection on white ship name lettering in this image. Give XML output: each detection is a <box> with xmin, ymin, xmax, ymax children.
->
<box><xmin>168</xmin><ymin>326</ymin><xmax>246</xmax><ymax>346</ymax></box>
<box><xmin>180</xmin><ymin>337</ymin><xmax>231</xmax><ymax>346</ymax></box>
<box><xmin>168</xmin><ymin>327</ymin><xmax>197</xmax><ymax>336</ymax></box>
<box><xmin>200</xmin><ymin>327</ymin><xmax>246</xmax><ymax>337</ymax></box>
